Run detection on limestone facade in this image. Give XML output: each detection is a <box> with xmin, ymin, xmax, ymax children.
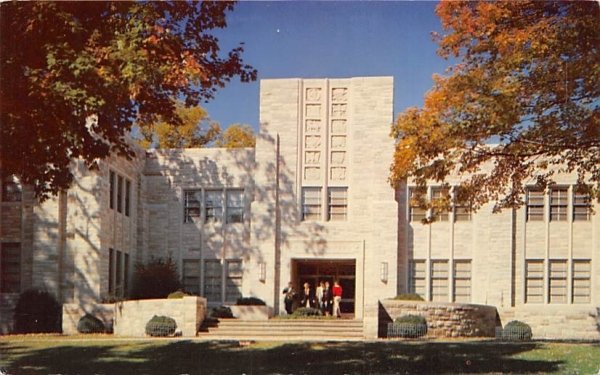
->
<box><xmin>1</xmin><ymin>76</ymin><xmax>598</xmax><ymax>339</ymax></box>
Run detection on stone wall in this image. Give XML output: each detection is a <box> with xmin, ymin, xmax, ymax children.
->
<box><xmin>113</xmin><ymin>296</ymin><xmax>206</xmax><ymax>337</ymax></box>
<box><xmin>379</xmin><ymin>299</ymin><xmax>498</xmax><ymax>338</ymax></box>
<box><xmin>62</xmin><ymin>303</ymin><xmax>115</xmax><ymax>334</ymax></box>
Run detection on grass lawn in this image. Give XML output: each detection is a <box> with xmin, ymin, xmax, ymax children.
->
<box><xmin>1</xmin><ymin>336</ymin><xmax>599</xmax><ymax>375</ymax></box>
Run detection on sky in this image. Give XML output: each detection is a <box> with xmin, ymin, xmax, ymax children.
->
<box><xmin>203</xmin><ymin>1</ymin><xmax>452</xmax><ymax>132</ymax></box>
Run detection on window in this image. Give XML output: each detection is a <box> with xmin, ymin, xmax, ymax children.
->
<box><xmin>408</xmin><ymin>260</ymin><xmax>426</xmax><ymax>299</ymax></box>
<box><xmin>225</xmin><ymin>260</ymin><xmax>243</xmax><ymax>302</ymax></box>
<box><xmin>182</xmin><ymin>260</ymin><xmax>200</xmax><ymax>295</ymax></box>
<box><xmin>124</xmin><ymin>253</ymin><xmax>129</xmax><ymax>296</ymax></box>
<box><xmin>548</xmin><ymin>260</ymin><xmax>567</xmax><ymax>303</ymax></box>
<box><xmin>572</xmin><ymin>260</ymin><xmax>591</xmax><ymax>304</ymax></box>
<box><xmin>302</xmin><ymin>187</ymin><xmax>322</xmax><ymax>221</ymax></box>
<box><xmin>125</xmin><ymin>180</ymin><xmax>131</xmax><ymax>216</ymax></box>
<box><xmin>453</xmin><ymin>260</ymin><xmax>471</xmax><ymax>302</ymax></box>
<box><xmin>117</xmin><ymin>175</ymin><xmax>123</xmax><ymax>213</ymax></box>
<box><xmin>1</xmin><ymin>175</ymin><xmax>22</xmax><ymax>202</ymax></box>
<box><xmin>573</xmin><ymin>188</ymin><xmax>592</xmax><ymax>221</ymax></box>
<box><xmin>431</xmin><ymin>187</ymin><xmax>450</xmax><ymax>222</ymax></box>
<box><xmin>108</xmin><ymin>248</ymin><xmax>114</xmax><ymax>294</ymax></box>
<box><xmin>205</xmin><ymin>190</ymin><xmax>223</xmax><ymax>223</ymax></box>
<box><xmin>203</xmin><ymin>260</ymin><xmax>223</xmax><ymax>302</ymax></box>
<box><xmin>226</xmin><ymin>190</ymin><xmax>244</xmax><ymax>224</ymax></box>
<box><xmin>550</xmin><ymin>188</ymin><xmax>568</xmax><ymax>221</ymax></box>
<box><xmin>328</xmin><ymin>187</ymin><xmax>347</xmax><ymax>221</ymax></box>
<box><xmin>430</xmin><ymin>260</ymin><xmax>449</xmax><ymax>302</ymax></box>
<box><xmin>453</xmin><ymin>187</ymin><xmax>472</xmax><ymax>221</ymax></box>
<box><xmin>184</xmin><ymin>191</ymin><xmax>201</xmax><ymax>223</ymax></box>
<box><xmin>116</xmin><ymin>250</ymin><xmax>123</xmax><ymax>295</ymax></box>
<box><xmin>409</xmin><ymin>188</ymin><xmax>427</xmax><ymax>222</ymax></box>
<box><xmin>109</xmin><ymin>171</ymin><xmax>115</xmax><ymax>209</ymax></box>
<box><xmin>525</xmin><ymin>260</ymin><xmax>544</xmax><ymax>303</ymax></box>
<box><xmin>527</xmin><ymin>189</ymin><xmax>544</xmax><ymax>221</ymax></box>
<box><xmin>0</xmin><ymin>243</ymin><xmax>21</xmax><ymax>293</ymax></box>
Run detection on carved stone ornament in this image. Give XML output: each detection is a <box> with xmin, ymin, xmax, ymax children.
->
<box><xmin>330</xmin><ymin>167</ymin><xmax>346</xmax><ymax>180</ymax></box>
<box><xmin>331</xmin><ymin>87</ymin><xmax>348</xmax><ymax>102</ymax></box>
<box><xmin>331</xmin><ymin>135</ymin><xmax>346</xmax><ymax>149</ymax></box>
<box><xmin>331</xmin><ymin>104</ymin><xmax>347</xmax><ymax>117</ymax></box>
<box><xmin>305</xmin><ymin>120</ymin><xmax>321</xmax><ymax>133</ymax></box>
<box><xmin>305</xmin><ymin>167</ymin><xmax>321</xmax><ymax>181</ymax></box>
<box><xmin>305</xmin><ymin>151</ymin><xmax>321</xmax><ymax>164</ymax></box>
<box><xmin>331</xmin><ymin>120</ymin><xmax>347</xmax><ymax>134</ymax></box>
<box><xmin>306</xmin><ymin>104</ymin><xmax>321</xmax><ymax>118</ymax></box>
<box><xmin>306</xmin><ymin>88</ymin><xmax>321</xmax><ymax>101</ymax></box>
<box><xmin>331</xmin><ymin>151</ymin><xmax>346</xmax><ymax>165</ymax></box>
<box><xmin>305</xmin><ymin>135</ymin><xmax>321</xmax><ymax>149</ymax></box>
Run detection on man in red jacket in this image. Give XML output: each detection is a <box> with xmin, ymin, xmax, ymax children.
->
<box><xmin>332</xmin><ymin>280</ymin><xmax>343</xmax><ymax>318</ymax></box>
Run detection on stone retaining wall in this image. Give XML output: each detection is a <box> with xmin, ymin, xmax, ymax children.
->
<box><xmin>62</xmin><ymin>303</ymin><xmax>115</xmax><ymax>334</ymax></box>
<box><xmin>113</xmin><ymin>296</ymin><xmax>206</xmax><ymax>337</ymax></box>
<box><xmin>379</xmin><ymin>300</ymin><xmax>498</xmax><ymax>338</ymax></box>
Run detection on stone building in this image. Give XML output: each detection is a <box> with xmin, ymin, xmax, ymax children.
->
<box><xmin>1</xmin><ymin>76</ymin><xmax>598</xmax><ymax>339</ymax></box>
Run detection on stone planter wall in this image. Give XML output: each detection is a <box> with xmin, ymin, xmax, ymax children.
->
<box><xmin>113</xmin><ymin>296</ymin><xmax>206</xmax><ymax>337</ymax></box>
<box><xmin>379</xmin><ymin>300</ymin><xmax>498</xmax><ymax>338</ymax></box>
<box><xmin>229</xmin><ymin>305</ymin><xmax>273</xmax><ymax>320</ymax></box>
<box><xmin>62</xmin><ymin>303</ymin><xmax>115</xmax><ymax>334</ymax></box>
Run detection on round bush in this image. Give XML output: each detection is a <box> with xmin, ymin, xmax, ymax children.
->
<box><xmin>210</xmin><ymin>306</ymin><xmax>234</xmax><ymax>319</ymax></box>
<box><xmin>14</xmin><ymin>289</ymin><xmax>61</xmax><ymax>333</ymax></box>
<box><xmin>292</xmin><ymin>307</ymin><xmax>322</xmax><ymax>317</ymax></box>
<box><xmin>167</xmin><ymin>290</ymin><xmax>189</xmax><ymax>299</ymax></box>
<box><xmin>393</xmin><ymin>293</ymin><xmax>424</xmax><ymax>301</ymax></box>
<box><xmin>145</xmin><ymin>315</ymin><xmax>177</xmax><ymax>337</ymax></box>
<box><xmin>503</xmin><ymin>320</ymin><xmax>532</xmax><ymax>341</ymax></box>
<box><xmin>77</xmin><ymin>314</ymin><xmax>105</xmax><ymax>334</ymax></box>
<box><xmin>390</xmin><ymin>315</ymin><xmax>428</xmax><ymax>338</ymax></box>
<box><xmin>236</xmin><ymin>297</ymin><xmax>266</xmax><ymax>306</ymax></box>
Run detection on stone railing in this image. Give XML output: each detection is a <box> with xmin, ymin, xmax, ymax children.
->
<box><xmin>379</xmin><ymin>299</ymin><xmax>498</xmax><ymax>338</ymax></box>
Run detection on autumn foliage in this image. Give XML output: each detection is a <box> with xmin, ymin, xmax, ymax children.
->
<box><xmin>391</xmin><ymin>1</ymin><xmax>599</xmax><ymax>212</ymax></box>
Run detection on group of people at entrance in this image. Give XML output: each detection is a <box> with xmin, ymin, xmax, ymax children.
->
<box><xmin>282</xmin><ymin>280</ymin><xmax>343</xmax><ymax>318</ymax></box>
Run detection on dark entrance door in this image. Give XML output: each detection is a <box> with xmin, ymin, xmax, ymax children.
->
<box><xmin>292</xmin><ymin>259</ymin><xmax>356</xmax><ymax>316</ymax></box>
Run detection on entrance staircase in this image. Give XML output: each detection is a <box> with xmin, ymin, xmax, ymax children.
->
<box><xmin>197</xmin><ymin>318</ymin><xmax>364</xmax><ymax>341</ymax></box>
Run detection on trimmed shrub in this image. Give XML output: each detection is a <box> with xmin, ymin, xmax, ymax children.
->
<box><xmin>14</xmin><ymin>289</ymin><xmax>61</xmax><ymax>333</ymax></box>
<box><xmin>145</xmin><ymin>315</ymin><xmax>177</xmax><ymax>337</ymax></box>
<box><xmin>393</xmin><ymin>293</ymin><xmax>424</xmax><ymax>301</ymax></box>
<box><xmin>236</xmin><ymin>297</ymin><xmax>266</xmax><ymax>306</ymax></box>
<box><xmin>292</xmin><ymin>307</ymin><xmax>322</xmax><ymax>317</ymax></box>
<box><xmin>502</xmin><ymin>320</ymin><xmax>532</xmax><ymax>341</ymax></box>
<box><xmin>167</xmin><ymin>290</ymin><xmax>189</xmax><ymax>299</ymax></box>
<box><xmin>131</xmin><ymin>257</ymin><xmax>182</xmax><ymax>300</ymax></box>
<box><xmin>389</xmin><ymin>314</ymin><xmax>428</xmax><ymax>338</ymax></box>
<box><xmin>211</xmin><ymin>306</ymin><xmax>234</xmax><ymax>319</ymax></box>
<box><xmin>77</xmin><ymin>314</ymin><xmax>105</xmax><ymax>334</ymax></box>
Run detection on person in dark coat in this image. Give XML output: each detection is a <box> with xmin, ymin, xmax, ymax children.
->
<box><xmin>321</xmin><ymin>281</ymin><xmax>333</xmax><ymax>316</ymax></box>
<box><xmin>282</xmin><ymin>282</ymin><xmax>297</xmax><ymax>314</ymax></box>
<box><xmin>299</xmin><ymin>282</ymin><xmax>316</xmax><ymax>308</ymax></box>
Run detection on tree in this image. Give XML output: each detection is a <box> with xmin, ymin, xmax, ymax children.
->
<box><xmin>216</xmin><ymin>123</ymin><xmax>256</xmax><ymax>148</ymax></box>
<box><xmin>390</xmin><ymin>1</ymin><xmax>599</xmax><ymax>213</ymax></box>
<box><xmin>0</xmin><ymin>2</ymin><xmax>256</xmax><ymax>200</ymax></box>
<box><xmin>136</xmin><ymin>102</ymin><xmax>221</xmax><ymax>149</ymax></box>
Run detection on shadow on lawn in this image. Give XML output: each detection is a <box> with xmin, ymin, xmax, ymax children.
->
<box><xmin>0</xmin><ymin>340</ymin><xmax>563</xmax><ymax>375</ymax></box>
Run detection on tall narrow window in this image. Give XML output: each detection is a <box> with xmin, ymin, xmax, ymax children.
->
<box><xmin>328</xmin><ymin>187</ymin><xmax>348</xmax><ymax>221</ymax></box>
<box><xmin>108</xmin><ymin>248</ymin><xmax>114</xmax><ymax>294</ymax></box>
<box><xmin>572</xmin><ymin>260</ymin><xmax>591</xmax><ymax>304</ymax></box>
<box><xmin>409</xmin><ymin>188</ymin><xmax>427</xmax><ymax>222</ymax></box>
<box><xmin>184</xmin><ymin>191</ymin><xmax>201</xmax><ymax>223</ymax></box>
<box><xmin>226</xmin><ymin>190</ymin><xmax>244</xmax><ymax>223</ymax></box>
<box><xmin>548</xmin><ymin>260</ymin><xmax>567</xmax><ymax>303</ymax></box>
<box><xmin>453</xmin><ymin>260</ymin><xmax>471</xmax><ymax>302</ymax></box>
<box><xmin>205</xmin><ymin>190</ymin><xmax>223</xmax><ymax>223</ymax></box>
<box><xmin>453</xmin><ymin>187</ymin><xmax>472</xmax><ymax>221</ymax></box>
<box><xmin>203</xmin><ymin>260</ymin><xmax>223</xmax><ymax>302</ymax></box>
<box><xmin>430</xmin><ymin>260</ymin><xmax>449</xmax><ymax>302</ymax></box>
<box><xmin>182</xmin><ymin>259</ymin><xmax>200</xmax><ymax>295</ymax></box>
<box><xmin>408</xmin><ymin>260</ymin><xmax>426</xmax><ymax>299</ymax></box>
<box><xmin>116</xmin><ymin>250</ymin><xmax>123</xmax><ymax>296</ymax></box>
<box><xmin>573</xmin><ymin>188</ymin><xmax>592</xmax><ymax>221</ymax></box>
<box><xmin>431</xmin><ymin>187</ymin><xmax>450</xmax><ymax>222</ymax></box>
<box><xmin>117</xmin><ymin>175</ymin><xmax>123</xmax><ymax>213</ymax></box>
<box><xmin>525</xmin><ymin>259</ymin><xmax>544</xmax><ymax>303</ymax></box>
<box><xmin>0</xmin><ymin>243</ymin><xmax>21</xmax><ymax>293</ymax></box>
<box><xmin>302</xmin><ymin>187</ymin><xmax>322</xmax><ymax>221</ymax></box>
<box><xmin>225</xmin><ymin>260</ymin><xmax>243</xmax><ymax>302</ymax></box>
<box><xmin>124</xmin><ymin>253</ymin><xmax>129</xmax><ymax>296</ymax></box>
<box><xmin>527</xmin><ymin>189</ymin><xmax>544</xmax><ymax>221</ymax></box>
<box><xmin>550</xmin><ymin>188</ymin><xmax>568</xmax><ymax>221</ymax></box>
<box><xmin>109</xmin><ymin>171</ymin><xmax>115</xmax><ymax>209</ymax></box>
<box><xmin>125</xmin><ymin>180</ymin><xmax>131</xmax><ymax>216</ymax></box>
<box><xmin>1</xmin><ymin>175</ymin><xmax>22</xmax><ymax>202</ymax></box>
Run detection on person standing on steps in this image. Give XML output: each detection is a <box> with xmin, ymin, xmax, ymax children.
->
<box><xmin>321</xmin><ymin>281</ymin><xmax>333</xmax><ymax>316</ymax></box>
<box><xmin>315</xmin><ymin>280</ymin><xmax>324</xmax><ymax>311</ymax></box>
<box><xmin>300</xmin><ymin>282</ymin><xmax>315</xmax><ymax>308</ymax></box>
<box><xmin>332</xmin><ymin>280</ymin><xmax>343</xmax><ymax>318</ymax></box>
<box><xmin>282</xmin><ymin>282</ymin><xmax>296</xmax><ymax>314</ymax></box>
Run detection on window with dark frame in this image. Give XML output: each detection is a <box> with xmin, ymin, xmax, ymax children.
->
<box><xmin>1</xmin><ymin>175</ymin><xmax>22</xmax><ymax>202</ymax></box>
<box><xmin>182</xmin><ymin>259</ymin><xmax>200</xmax><ymax>295</ymax></box>
<box><xmin>226</xmin><ymin>190</ymin><xmax>244</xmax><ymax>224</ymax></box>
<box><xmin>108</xmin><ymin>248</ymin><xmax>114</xmax><ymax>294</ymax></box>
<box><xmin>184</xmin><ymin>190</ymin><xmax>201</xmax><ymax>223</ymax></box>
<box><xmin>525</xmin><ymin>259</ymin><xmax>544</xmax><ymax>303</ymax></box>
<box><xmin>125</xmin><ymin>179</ymin><xmax>131</xmax><ymax>216</ymax></box>
<box><xmin>109</xmin><ymin>171</ymin><xmax>115</xmax><ymax>209</ymax></box>
<box><xmin>203</xmin><ymin>260</ymin><xmax>223</xmax><ymax>302</ymax></box>
<box><xmin>225</xmin><ymin>260</ymin><xmax>243</xmax><ymax>302</ymax></box>
<box><xmin>453</xmin><ymin>260</ymin><xmax>471</xmax><ymax>302</ymax></box>
<box><xmin>409</xmin><ymin>188</ymin><xmax>427</xmax><ymax>222</ymax></box>
<box><xmin>430</xmin><ymin>260</ymin><xmax>449</xmax><ymax>302</ymax></box>
<box><xmin>453</xmin><ymin>187</ymin><xmax>472</xmax><ymax>222</ymax></box>
<box><xmin>573</xmin><ymin>188</ymin><xmax>592</xmax><ymax>221</ymax></box>
<box><xmin>302</xmin><ymin>187</ymin><xmax>322</xmax><ymax>221</ymax></box>
<box><xmin>408</xmin><ymin>259</ymin><xmax>426</xmax><ymax>299</ymax></box>
<box><xmin>205</xmin><ymin>190</ymin><xmax>223</xmax><ymax>223</ymax></box>
<box><xmin>431</xmin><ymin>187</ymin><xmax>450</xmax><ymax>222</ymax></box>
<box><xmin>0</xmin><ymin>243</ymin><xmax>21</xmax><ymax>293</ymax></box>
<box><xmin>327</xmin><ymin>187</ymin><xmax>347</xmax><ymax>221</ymax></box>
<box><xmin>548</xmin><ymin>259</ymin><xmax>567</xmax><ymax>304</ymax></box>
<box><xmin>572</xmin><ymin>260</ymin><xmax>591</xmax><ymax>303</ymax></box>
<box><xmin>117</xmin><ymin>175</ymin><xmax>123</xmax><ymax>213</ymax></box>
<box><xmin>550</xmin><ymin>188</ymin><xmax>568</xmax><ymax>221</ymax></box>
<box><xmin>124</xmin><ymin>253</ymin><xmax>129</xmax><ymax>296</ymax></box>
<box><xmin>116</xmin><ymin>250</ymin><xmax>123</xmax><ymax>295</ymax></box>
<box><xmin>527</xmin><ymin>189</ymin><xmax>545</xmax><ymax>221</ymax></box>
